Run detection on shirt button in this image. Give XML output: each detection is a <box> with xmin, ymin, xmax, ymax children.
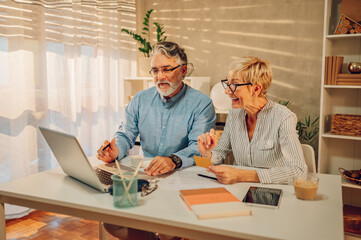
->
<box><xmin>160</xmin><ymin>143</ymin><xmax>163</xmax><ymax>146</ymax></box>
<box><xmin>165</xmin><ymin>109</ymin><xmax>168</xmax><ymax>112</ymax></box>
<box><xmin>163</xmin><ymin>126</ymin><xmax>166</xmax><ymax>129</ymax></box>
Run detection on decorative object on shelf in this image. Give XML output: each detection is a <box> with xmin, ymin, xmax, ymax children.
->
<box><xmin>331</xmin><ymin>114</ymin><xmax>361</xmax><ymax>137</ymax></box>
<box><xmin>339</xmin><ymin>168</ymin><xmax>361</xmax><ymax>186</ymax></box>
<box><xmin>348</xmin><ymin>62</ymin><xmax>361</xmax><ymax>74</ymax></box>
<box><xmin>121</xmin><ymin>9</ymin><xmax>167</xmax><ymax>57</ymax></box>
<box><xmin>334</xmin><ymin>14</ymin><xmax>361</xmax><ymax>34</ymax></box>
<box><xmin>324</xmin><ymin>56</ymin><xmax>344</xmax><ymax>85</ymax></box>
<box><xmin>340</xmin><ymin>0</ymin><xmax>361</xmax><ymax>23</ymax></box>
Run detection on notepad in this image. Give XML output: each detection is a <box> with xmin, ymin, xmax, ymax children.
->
<box><xmin>194</xmin><ymin>156</ymin><xmax>212</xmax><ymax>168</ymax></box>
<box><xmin>179</xmin><ymin>187</ymin><xmax>252</xmax><ymax>219</ymax></box>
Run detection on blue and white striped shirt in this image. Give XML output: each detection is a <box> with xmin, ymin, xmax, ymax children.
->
<box><xmin>211</xmin><ymin>100</ymin><xmax>307</xmax><ymax>184</ymax></box>
<box><xmin>115</xmin><ymin>84</ymin><xmax>216</xmax><ymax>168</ymax></box>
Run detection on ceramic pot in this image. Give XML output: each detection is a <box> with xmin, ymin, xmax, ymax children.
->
<box><xmin>137</xmin><ymin>57</ymin><xmax>151</xmax><ymax>77</ymax></box>
<box><xmin>348</xmin><ymin>62</ymin><xmax>361</xmax><ymax>74</ymax></box>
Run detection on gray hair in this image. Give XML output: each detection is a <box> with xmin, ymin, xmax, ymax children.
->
<box><xmin>151</xmin><ymin>41</ymin><xmax>188</xmax><ymax>65</ymax></box>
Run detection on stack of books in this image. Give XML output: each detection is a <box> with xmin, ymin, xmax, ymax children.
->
<box><xmin>337</xmin><ymin>73</ymin><xmax>361</xmax><ymax>86</ymax></box>
<box><xmin>324</xmin><ymin>56</ymin><xmax>361</xmax><ymax>86</ymax></box>
<box><xmin>179</xmin><ymin>187</ymin><xmax>251</xmax><ymax>219</ymax></box>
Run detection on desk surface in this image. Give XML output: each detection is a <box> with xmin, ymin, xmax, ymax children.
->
<box><xmin>0</xmin><ymin>160</ymin><xmax>344</xmax><ymax>240</ymax></box>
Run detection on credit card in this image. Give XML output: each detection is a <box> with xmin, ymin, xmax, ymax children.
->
<box><xmin>194</xmin><ymin>156</ymin><xmax>212</xmax><ymax>168</ymax></box>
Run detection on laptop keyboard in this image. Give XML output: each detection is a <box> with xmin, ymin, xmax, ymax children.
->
<box><xmin>95</xmin><ymin>168</ymin><xmax>113</xmax><ymax>186</ymax></box>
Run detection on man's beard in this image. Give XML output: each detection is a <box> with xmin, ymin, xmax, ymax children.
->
<box><xmin>156</xmin><ymin>79</ymin><xmax>183</xmax><ymax>97</ymax></box>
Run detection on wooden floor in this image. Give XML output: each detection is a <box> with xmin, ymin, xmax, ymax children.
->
<box><xmin>5</xmin><ymin>210</ymin><xmax>119</xmax><ymax>240</ymax></box>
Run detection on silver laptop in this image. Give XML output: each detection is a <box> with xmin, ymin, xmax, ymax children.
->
<box><xmin>39</xmin><ymin>127</ymin><xmax>118</xmax><ymax>192</ymax></box>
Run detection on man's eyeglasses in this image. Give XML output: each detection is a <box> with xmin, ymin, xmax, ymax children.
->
<box><xmin>141</xmin><ymin>179</ymin><xmax>159</xmax><ymax>197</ymax></box>
<box><xmin>149</xmin><ymin>65</ymin><xmax>181</xmax><ymax>76</ymax></box>
<box><xmin>221</xmin><ymin>79</ymin><xmax>252</xmax><ymax>93</ymax></box>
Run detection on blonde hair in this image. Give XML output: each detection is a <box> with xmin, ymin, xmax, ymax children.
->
<box><xmin>227</xmin><ymin>56</ymin><xmax>272</xmax><ymax>97</ymax></box>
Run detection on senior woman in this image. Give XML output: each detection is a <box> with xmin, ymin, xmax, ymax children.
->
<box><xmin>198</xmin><ymin>56</ymin><xmax>307</xmax><ymax>185</ymax></box>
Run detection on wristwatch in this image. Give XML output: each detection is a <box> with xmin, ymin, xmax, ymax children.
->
<box><xmin>169</xmin><ymin>154</ymin><xmax>182</xmax><ymax>169</ymax></box>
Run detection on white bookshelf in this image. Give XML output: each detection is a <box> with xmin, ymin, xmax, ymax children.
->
<box><xmin>318</xmin><ymin>0</ymin><xmax>361</xmax><ymax>210</ymax></box>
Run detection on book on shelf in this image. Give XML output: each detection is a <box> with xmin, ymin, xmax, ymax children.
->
<box><xmin>179</xmin><ymin>187</ymin><xmax>252</xmax><ymax>219</ymax></box>
<box><xmin>332</xmin><ymin>56</ymin><xmax>337</xmax><ymax>85</ymax></box>
<box><xmin>324</xmin><ymin>56</ymin><xmax>344</xmax><ymax>85</ymax></box>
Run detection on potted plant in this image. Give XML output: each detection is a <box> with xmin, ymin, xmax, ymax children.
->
<box><xmin>121</xmin><ymin>9</ymin><xmax>167</xmax><ymax>58</ymax></box>
<box><xmin>278</xmin><ymin>100</ymin><xmax>319</xmax><ymax>150</ymax></box>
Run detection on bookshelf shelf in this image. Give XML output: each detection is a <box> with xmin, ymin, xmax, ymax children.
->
<box><xmin>326</xmin><ymin>34</ymin><xmax>361</xmax><ymax>40</ymax></box>
<box><xmin>342</xmin><ymin>178</ymin><xmax>361</xmax><ymax>190</ymax></box>
<box><xmin>322</xmin><ymin>132</ymin><xmax>361</xmax><ymax>141</ymax></box>
<box><xmin>324</xmin><ymin>85</ymin><xmax>361</xmax><ymax>89</ymax></box>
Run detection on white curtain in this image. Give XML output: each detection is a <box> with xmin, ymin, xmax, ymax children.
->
<box><xmin>0</xmin><ymin>0</ymin><xmax>136</xmax><ymax>218</ymax></box>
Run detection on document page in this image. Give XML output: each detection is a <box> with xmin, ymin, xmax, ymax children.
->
<box><xmin>161</xmin><ymin>167</ymin><xmax>220</xmax><ymax>190</ymax></box>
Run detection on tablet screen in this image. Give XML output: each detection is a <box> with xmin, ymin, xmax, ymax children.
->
<box><xmin>242</xmin><ymin>186</ymin><xmax>283</xmax><ymax>209</ymax></box>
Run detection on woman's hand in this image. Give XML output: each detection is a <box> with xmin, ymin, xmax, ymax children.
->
<box><xmin>208</xmin><ymin>166</ymin><xmax>260</xmax><ymax>184</ymax></box>
<box><xmin>197</xmin><ymin>129</ymin><xmax>218</xmax><ymax>158</ymax></box>
<box><xmin>96</xmin><ymin>138</ymin><xmax>119</xmax><ymax>163</ymax></box>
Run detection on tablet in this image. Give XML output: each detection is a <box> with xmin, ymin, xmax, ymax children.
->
<box><xmin>242</xmin><ymin>186</ymin><xmax>283</xmax><ymax>209</ymax></box>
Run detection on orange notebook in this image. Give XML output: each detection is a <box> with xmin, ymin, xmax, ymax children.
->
<box><xmin>179</xmin><ymin>187</ymin><xmax>251</xmax><ymax>219</ymax></box>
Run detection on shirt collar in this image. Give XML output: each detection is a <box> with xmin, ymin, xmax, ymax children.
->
<box><xmin>160</xmin><ymin>83</ymin><xmax>186</xmax><ymax>104</ymax></box>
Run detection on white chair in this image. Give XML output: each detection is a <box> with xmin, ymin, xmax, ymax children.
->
<box><xmin>301</xmin><ymin>144</ymin><xmax>316</xmax><ymax>173</ymax></box>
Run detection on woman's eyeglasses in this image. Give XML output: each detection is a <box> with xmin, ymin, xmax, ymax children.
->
<box><xmin>141</xmin><ymin>179</ymin><xmax>159</xmax><ymax>197</ymax></box>
<box><xmin>221</xmin><ymin>79</ymin><xmax>252</xmax><ymax>93</ymax></box>
<box><xmin>149</xmin><ymin>65</ymin><xmax>181</xmax><ymax>76</ymax></box>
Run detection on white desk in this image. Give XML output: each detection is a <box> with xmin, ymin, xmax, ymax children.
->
<box><xmin>0</xmin><ymin>164</ymin><xmax>344</xmax><ymax>240</ymax></box>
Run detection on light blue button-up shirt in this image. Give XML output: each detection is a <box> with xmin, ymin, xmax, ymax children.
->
<box><xmin>115</xmin><ymin>84</ymin><xmax>216</xmax><ymax>168</ymax></box>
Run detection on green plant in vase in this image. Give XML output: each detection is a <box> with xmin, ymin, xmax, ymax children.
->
<box><xmin>121</xmin><ymin>9</ymin><xmax>167</xmax><ymax>57</ymax></box>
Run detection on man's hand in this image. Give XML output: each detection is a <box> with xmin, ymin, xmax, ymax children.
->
<box><xmin>207</xmin><ymin>166</ymin><xmax>260</xmax><ymax>184</ymax></box>
<box><xmin>144</xmin><ymin>156</ymin><xmax>176</xmax><ymax>176</ymax></box>
<box><xmin>197</xmin><ymin>128</ymin><xmax>218</xmax><ymax>158</ymax></box>
<box><xmin>96</xmin><ymin>138</ymin><xmax>119</xmax><ymax>163</ymax></box>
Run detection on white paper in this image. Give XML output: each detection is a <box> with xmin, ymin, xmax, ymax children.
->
<box><xmin>161</xmin><ymin>167</ymin><xmax>221</xmax><ymax>190</ymax></box>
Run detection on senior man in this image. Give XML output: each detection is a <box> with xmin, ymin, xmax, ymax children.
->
<box><xmin>97</xmin><ymin>41</ymin><xmax>215</xmax><ymax>176</ymax></box>
<box><xmin>96</xmin><ymin>41</ymin><xmax>215</xmax><ymax>240</ymax></box>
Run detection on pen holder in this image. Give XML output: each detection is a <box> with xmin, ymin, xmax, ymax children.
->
<box><xmin>111</xmin><ymin>173</ymin><xmax>138</xmax><ymax>208</ymax></box>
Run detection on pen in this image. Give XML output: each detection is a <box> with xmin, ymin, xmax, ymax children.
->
<box><xmin>197</xmin><ymin>174</ymin><xmax>217</xmax><ymax>181</ymax></box>
<box><xmin>101</xmin><ymin>143</ymin><xmax>111</xmax><ymax>152</ymax></box>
